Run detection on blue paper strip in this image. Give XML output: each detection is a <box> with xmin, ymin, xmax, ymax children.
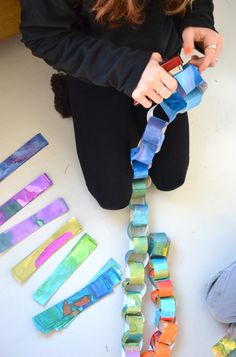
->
<box><xmin>0</xmin><ymin>134</ymin><xmax>48</xmax><ymax>182</ymax></box>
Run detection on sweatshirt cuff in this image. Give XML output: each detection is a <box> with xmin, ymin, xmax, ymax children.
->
<box><xmin>123</xmin><ymin>51</ymin><xmax>153</xmax><ymax>98</ymax></box>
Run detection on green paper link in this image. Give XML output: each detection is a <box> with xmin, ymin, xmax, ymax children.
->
<box><xmin>213</xmin><ymin>337</ymin><xmax>236</xmax><ymax>357</ymax></box>
<box><xmin>148</xmin><ymin>232</ymin><xmax>170</xmax><ymax>257</ymax></box>
<box><xmin>132</xmin><ymin>236</ymin><xmax>148</xmax><ymax>255</ymax></box>
<box><xmin>33</xmin><ymin>233</ymin><xmax>97</xmax><ymax>305</ymax></box>
<box><xmin>122</xmin><ymin>292</ymin><xmax>143</xmax><ymax>318</ymax></box>
<box><xmin>132</xmin><ymin>179</ymin><xmax>148</xmax><ymax>198</ymax></box>
<box><xmin>129</xmin><ymin>262</ymin><xmax>145</xmax><ymax>285</ymax></box>
<box><xmin>122</xmin><ymin>315</ymin><xmax>144</xmax><ymax>348</ymax></box>
<box><xmin>122</xmin><ymin>279</ymin><xmax>147</xmax><ymax>297</ymax></box>
<box><xmin>127</xmin><ymin>222</ymin><xmax>149</xmax><ymax>239</ymax></box>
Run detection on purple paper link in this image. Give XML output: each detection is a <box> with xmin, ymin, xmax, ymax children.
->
<box><xmin>35</xmin><ymin>232</ymin><xmax>73</xmax><ymax>268</ymax></box>
<box><xmin>0</xmin><ymin>198</ymin><xmax>69</xmax><ymax>253</ymax></box>
<box><xmin>125</xmin><ymin>350</ymin><xmax>140</xmax><ymax>357</ymax></box>
<box><xmin>133</xmin><ymin>141</ymin><xmax>157</xmax><ymax>166</ymax></box>
<box><xmin>0</xmin><ymin>173</ymin><xmax>53</xmax><ymax>226</ymax></box>
<box><xmin>0</xmin><ymin>133</ymin><xmax>48</xmax><ymax>182</ymax></box>
<box><xmin>143</xmin><ymin>117</ymin><xmax>166</xmax><ymax>146</ymax></box>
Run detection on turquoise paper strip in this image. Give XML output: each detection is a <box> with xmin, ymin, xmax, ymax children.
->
<box><xmin>33</xmin><ymin>233</ymin><xmax>97</xmax><ymax>305</ymax></box>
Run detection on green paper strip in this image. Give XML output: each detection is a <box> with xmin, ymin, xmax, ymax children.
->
<box><xmin>33</xmin><ymin>233</ymin><xmax>97</xmax><ymax>306</ymax></box>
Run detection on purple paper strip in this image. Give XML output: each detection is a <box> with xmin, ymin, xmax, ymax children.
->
<box><xmin>0</xmin><ymin>198</ymin><xmax>69</xmax><ymax>253</ymax></box>
<box><xmin>0</xmin><ymin>133</ymin><xmax>48</xmax><ymax>182</ymax></box>
<box><xmin>0</xmin><ymin>173</ymin><xmax>53</xmax><ymax>226</ymax></box>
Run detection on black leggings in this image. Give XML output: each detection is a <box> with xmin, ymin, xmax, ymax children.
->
<box><xmin>67</xmin><ymin>76</ymin><xmax>189</xmax><ymax>210</ymax></box>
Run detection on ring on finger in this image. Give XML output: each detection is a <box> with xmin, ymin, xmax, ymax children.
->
<box><xmin>159</xmin><ymin>87</ymin><xmax>167</xmax><ymax>96</ymax></box>
<box><xmin>205</xmin><ymin>44</ymin><xmax>217</xmax><ymax>50</ymax></box>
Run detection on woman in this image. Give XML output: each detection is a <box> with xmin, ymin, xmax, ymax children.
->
<box><xmin>20</xmin><ymin>0</ymin><xmax>223</xmax><ymax>209</ymax></box>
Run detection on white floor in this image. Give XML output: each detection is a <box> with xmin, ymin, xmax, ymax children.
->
<box><xmin>0</xmin><ymin>1</ymin><xmax>236</xmax><ymax>356</ymax></box>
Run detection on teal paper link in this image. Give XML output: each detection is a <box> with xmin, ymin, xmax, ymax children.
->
<box><xmin>33</xmin><ymin>259</ymin><xmax>122</xmax><ymax>334</ymax></box>
<box><xmin>160</xmin><ymin>297</ymin><xmax>176</xmax><ymax>320</ymax></box>
<box><xmin>131</xmin><ymin>204</ymin><xmax>148</xmax><ymax>227</ymax></box>
<box><xmin>150</xmin><ymin>257</ymin><xmax>169</xmax><ymax>280</ymax></box>
<box><xmin>148</xmin><ymin>233</ymin><xmax>170</xmax><ymax>258</ymax></box>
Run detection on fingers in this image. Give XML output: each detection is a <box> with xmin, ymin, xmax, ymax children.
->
<box><xmin>182</xmin><ymin>27</ymin><xmax>195</xmax><ymax>56</ymax></box>
<box><xmin>215</xmin><ymin>35</ymin><xmax>224</xmax><ymax>59</ymax></box>
<box><xmin>132</xmin><ymin>91</ymin><xmax>153</xmax><ymax>108</ymax></box>
<box><xmin>160</xmin><ymin>69</ymin><xmax>178</xmax><ymax>92</ymax></box>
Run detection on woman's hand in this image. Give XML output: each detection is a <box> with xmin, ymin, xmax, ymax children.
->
<box><xmin>132</xmin><ymin>52</ymin><xmax>178</xmax><ymax>109</ymax></box>
<box><xmin>182</xmin><ymin>27</ymin><xmax>224</xmax><ymax>72</ymax></box>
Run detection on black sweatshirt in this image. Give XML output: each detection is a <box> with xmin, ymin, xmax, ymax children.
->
<box><xmin>20</xmin><ymin>0</ymin><xmax>215</xmax><ymax>97</ymax></box>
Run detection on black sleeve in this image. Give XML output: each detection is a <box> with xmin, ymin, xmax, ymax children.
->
<box><xmin>20</xmin><ymin>0</ymin><xmax>152</xmax><ymax>97</ymax></box>
<box><xmin>179</xmin><ymin>0</ymin><xmax>216</xmax><ymax>33</ymax></box>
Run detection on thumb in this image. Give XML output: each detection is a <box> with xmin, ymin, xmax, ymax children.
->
<box><xmin>182</xmin><ymin>28</ymin><xmax>195</xmax><ymax>56</ymax></box>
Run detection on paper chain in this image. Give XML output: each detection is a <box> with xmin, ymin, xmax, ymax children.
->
<box><xmin>122</xmin><ymin>63</ymin><xmax>208</xmax><ymax>357</ymax></box>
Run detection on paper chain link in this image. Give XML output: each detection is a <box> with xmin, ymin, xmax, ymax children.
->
<box><xmin>122</xmin><ymin>63</ymin><xmax>207</xmax><ymax>357</ymax></box>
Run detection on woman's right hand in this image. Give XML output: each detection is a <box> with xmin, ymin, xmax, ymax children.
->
<box><xmin>132</xmin><ymin>52</ymin><xmax>178</xmax><ymax>108</ymax></box>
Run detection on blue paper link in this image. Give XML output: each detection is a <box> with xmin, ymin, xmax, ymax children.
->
<box><xmin>33</xmin><ymin>259</ymin><xmax>122</xmax><ymax>334</ymax></box>
<box><xmin>160</xmin><ymin>297</ymin><xmax>176</xmax><ymax>320</ymax></box>
<box><xmin>132</xmin><ymin>117</ymin><xmax>167</xmax><ymax>166</ymax></box>
<box><xmin>131</xmin><ymin>204</ymin><xmax>148</xmax><ymax>227</ymax></box>
<box><xmin>0</xmin><ymin>133</ymin><xmax>48</xmax><ymax>182</ymax></box>
<box><xmin>175</xmin><ymin>63</ymin><xmax>204</xmax><ymax>95</ymax></box>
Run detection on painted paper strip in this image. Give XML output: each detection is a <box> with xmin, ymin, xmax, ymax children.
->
<box><xmin>32</xmin><ymin>258</ymin><xmax>122</xmax><ymax>334</ymax></box>
<box><xmin>0</xmin><ymin>173</ymin><xmax>53</xmax><ymax>226</ymax></box>
<box><xmin>0</xmin><ymin>198</ymin><xmax>69</xmax><ymax>253</ymax></box>
<box><xmin>33</xmin><ymin>233</ymin><xmax>97</xmax><ymax>305</ymax></box>
<box><xmin>0</xmin><ymin>133</ymin><xmax>48</xmax><ymax>182</ymax></box>
<box><xmin>11</xmin><ymin>217</ymin><xmax>82</xmax><ymax>282</ymax></box>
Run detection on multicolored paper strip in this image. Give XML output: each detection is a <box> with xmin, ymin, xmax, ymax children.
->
<box><xmin>0</xmin><ymin>133</ymin><xmax>48</xmax><ymax>182</ymax></box>
<box><xmin>11</xmin><ymin>217</ymin><xmax>82</xmax><ymax>283</ymax></box>
<box><xmin>0</xmin><ymin>198</ymin><xmax>69</xmax><ymax>253</ymax></box>
<box><xmin>33</xmin><ymin>258</ymin><xmax>122</xmax><ymax>334</ymax></box>
<box><xmin>212</xmin><ymin>337</ymin><xmax>236</xmax><ymax>356</ymax></box>
<box><xmin>33</xmin><ymin>233</ymin><xmax>97</xmax><ymax>305</ymax></box>
<box><xmin>0</xmin><ymin>173</ymin><xmax>53</xmax><ymax>226</ymax></box>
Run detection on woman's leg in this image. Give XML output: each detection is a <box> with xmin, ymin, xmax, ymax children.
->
<box><xmin>67</xmin><ymin>76</ymin><xmax>134</xmax><ymax>210</ymax></box>
<box><xmin>132</xmin><ymin>105</ymin><xmax>190</xmax><ymax>191</ymax></box>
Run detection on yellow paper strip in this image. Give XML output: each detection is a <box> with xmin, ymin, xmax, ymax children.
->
<box><xmin>11</xmin><ymin>217</ymin><xmax>83</xmax><ymax>283</ymax></box>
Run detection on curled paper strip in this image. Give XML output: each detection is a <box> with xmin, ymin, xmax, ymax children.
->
<box><xmin>212</xmin><ymin>337</ymin><xmax>236</xmax><ymax>357</ymax></box>
<box><xmin>0</xmin><ymin>173</ymin><xmax>53</xmax><ymax>226</ymax></box>
<box><xmin>0</xmin><ymin>133</ymin><xmax>48</xmax><ymax>182</ymax></box>
<box><xmin>11</xmin><ymin>217</ymin><xmax>82</xmax><ymax>283</ymax></box>
<box><xmin>0</xmin><ymin>198</ymin><xmax>69</xmax><ymax>253</ymax></box>
<box><xmin>32</xmin><ymin>258</ymin><xmax>122</xmax><ymax>334</ymax></box>
<box><xmin>33</xmin><ymin>233</ymin><xmax>97</xmax><ymax>305</ymax></box>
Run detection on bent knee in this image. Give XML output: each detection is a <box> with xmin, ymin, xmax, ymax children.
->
<box><xmin>87</xmin><ymin>184</ymin><xmax>132</xmax><ymax>210</ymax></box>
<box><xmin>154</xmin><ymin>175</ymin><xmax>187</xmax><ymax>192</ymax></box>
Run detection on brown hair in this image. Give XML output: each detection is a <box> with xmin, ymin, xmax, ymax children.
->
<box><xmin>91</xmin><ymin>0</ymin><xmax>193</xmax><ymax>27</ymax></box>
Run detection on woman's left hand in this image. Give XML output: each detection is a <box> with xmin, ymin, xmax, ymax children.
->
<box><xmin>182</xmin><ymin>27</ymin><xmax>224</xmax><ymax>72</ymax></box>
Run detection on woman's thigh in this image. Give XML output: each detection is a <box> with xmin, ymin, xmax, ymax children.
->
<box><xmin>67</xmin><ymin>76</ymin><xmax>134</xmax><ymax>209</ymax></box>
